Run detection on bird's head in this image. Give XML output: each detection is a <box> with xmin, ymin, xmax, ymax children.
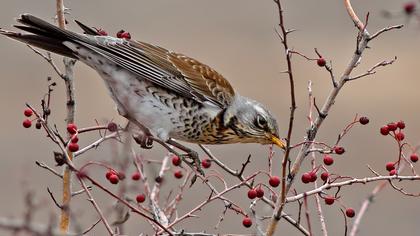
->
<box><xmin>222</xmin><ymin>95</ymin><xmax>286</xmax><ymax>149</ymax></box>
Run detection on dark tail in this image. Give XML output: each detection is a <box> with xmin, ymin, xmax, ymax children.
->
<box><xmin>0</xmin><ymin>14</ymin><xmax>96</xmax><ymax>59</ymax></box>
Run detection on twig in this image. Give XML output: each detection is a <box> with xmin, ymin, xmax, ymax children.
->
<box><xmin>286</xmin><ymin>174</ymin><xmax>420</xmax><ymax>202</ymax></box>
<box><xmin>77</xmin><ymin>176</ymin><xmax>114</xmax><ymax>235</ymax></box>
<box><xmin>47</xmin><ymin>188</ymin><xmax>63</xmax><ymax>209</ymax></box>
<box><xmin>35</xmin><ymin>161</ymin><xmax>63</xmax><ymax>178</ymax></box>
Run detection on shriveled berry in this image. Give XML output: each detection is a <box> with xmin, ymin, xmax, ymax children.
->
<box><xmin>301</xmin><ymin>172</ymin><xmax>311</xmax><ymax>184</ymax></box>
<box><xmin>68</xmin><ymin>142</ymin><xmax>79</xmax><ymax>152</ymax></box>
<box><xmin>386</xmin><ymin>162</ymin><xmax>395</xmax><ymax>171</ymax></box>
<box><xmin>359</xmin><ymin>116</ymin><xmax>369</xmax><ymax>125</ymax></box>
<box><xmin>24</xmin><ymin>108</ymin><xmax>33</xmax><ymax>117</ymax></box>
<box><xmin>23</xmin><ymin>119</ymin><xmax>32</xmax><ymax>128</ymax></box>
<box><xmin>397</xmin><ymin>120</ymin><xmax>405</xmax><ymax>129</ymax></box>
<box><xmin>96</xmin><ymin>28</ymin><xmax>108</xmax><ymax>36</ymax></box>
<box><xmin>174</xmin><ymin>170</ymin><xmax>183</xmax><ymax>179</ymax></box>
<box><xmin>136</xmin><ymin>193</ymin><xmax>146</xmax><ymax>203</ymax></box>
<box><xmin>309</xmin><ymin>172</ymin><xmax>317</xmax><ymax>182</ymax></box>
<box><xmin>324</xmin><ymin>195</ymin><xmax>335</xmax><ymax>205</ymax></box>
<box><xmin>269</xmin><ymin>176</ymin><xmax>280</xmax><ymax>187</ymax></box>
<box><xmin>242</xmin><ymin>217</ymin><xmax>252</xmax><ymax>228</ymax></box>
<box><xmin>321</xmin><ymin>172</ymin><xmax>329</xmax><ymax>181</ymax></box>
<box><xmin>404</xmin><ymin>2</ymin><xmax>416</xmax><ymax>14</ymax></box>
<box><xmin>317</xmin><ymin>58</ymin><xmax>326</xmax><ymax>67</ymax></box>
<box><xmin>247</xmin><ymin>189</ymin><xmax>257</xmax><ymax>199</ymax></box>
<box><xmin>334</xmin><ymin>146</ymin><xmax>345</xmax><ymax>155</ymax></box>
<box><xmin>35</xmin><ymin>120</ymin><xmax>42</xmax><ymax>129</ymax></box>
<box><xmin>155</xmin><ymin>176</ymin><xmax>163</xmax><ymax>183</ymax></box>
<box><xmin>76</xmin><ymin>170</ymin><xmax>87</xmax><ymax>179</ymax></box>
<box><xmin>67</xmin><ymin>123</ymin><xmax>77</xmax><ymax>134</ymax></box>
<box><xmin>201</xmin><ymin>158</ymin><xmax>211</xmax><ymax>169</ymax></box>
<box><xmin>256</xmin><ymin>187</ymin><xmax>264</xmax><ymax>198</ymax></box>
<box><xmin>109</xmin><ymin>174</ymin><xmax>119</xmax><ymax>184</ymax></box>
<box><xmin>387</xmin><ymin>122</ymin><xmax>398</xmax><ymax>131</ymax></box>
<box><xmin>410</xmin><ymin>153</ymin><xmax>419</xmax><ymax>163</ymax></box>
<box><xmin>323</xmin><ymin>155</ymin><xmax>334</xmax><ymax>166</ymax></box>
<box><xmin>117</xmin><ymin>172</ymin><xmax>126</xmax><ymax>180</ymax></box>
<box><xmin>395</xmin><ymin>131</ymin><xmax>405</xmax><ymax>141</ymax></box>
<box><xmin>389</xmin><ymin>169</ymin><xmax>397</xmax><ymax>176</ymax></box>
<box><xmin>346</xmin><ymin>208</ymin><xmax>355</xmax><ymax>218</ymax></box>
<box><xmin>380</xmin><ymin>126</ymin><xmax>389</xmax><ymax>135</ymax></box>
<box><xmin>172</xmin><ymin>155</ymin><xmax>181</xmax><ymax>166</ymax></box>
<box><xmin>132</xmin><ymin>172</ymin><xmax>141</xmax><ymax>180</ymax></box>
<box><xmin>107</xmin><ymin>122</ymin><xmax>118</xmax><ymax>132</ymax></box>
<box><xmin>71</xmin><ymin>135</ymin><xmax>79</xmax><ymax>143</ymax></box>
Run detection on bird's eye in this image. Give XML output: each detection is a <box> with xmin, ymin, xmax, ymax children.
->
<box><xmin>255</xmin><ymin>115</ymin><xmax>267</xmax><ymax>129</ymax></box>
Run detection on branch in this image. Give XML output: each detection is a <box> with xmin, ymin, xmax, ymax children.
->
<box><xmin>286</xmin><ymin>175</ymin><xmax>420</xmax><ymax>202</ymax></box>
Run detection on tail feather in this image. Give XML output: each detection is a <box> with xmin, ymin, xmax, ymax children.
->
<box><xmin>0</xmin><ymin>14</ymin><xmax>95</xmax><ymax>59</ymax></box>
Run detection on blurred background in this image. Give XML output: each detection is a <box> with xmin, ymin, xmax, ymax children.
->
<box><xmin>0</xmin><ymin>0</ymin><xmax>419</xmax><ymax>235</ymax></box>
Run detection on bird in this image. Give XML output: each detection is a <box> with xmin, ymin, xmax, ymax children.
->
<box><xmin>0</xmin><ymin>14</ymin><xmax>286</xmax><ymax>155</ymax></box>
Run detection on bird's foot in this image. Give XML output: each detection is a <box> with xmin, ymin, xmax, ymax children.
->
<box><xmin>133</xmin><ymin>134</ymin><xmax>153</xmax><ymax>149</ymax></box>
<box><xmin>179</xmin><ymin>150</ymin><xmax>204</xmax><ymax>176</ymax></box>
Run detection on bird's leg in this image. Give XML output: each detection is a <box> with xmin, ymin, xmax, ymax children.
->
<box><xmin>166</xmin><ymin>139</ymin><xmax>204</xmax><ymax>176</ymax></box>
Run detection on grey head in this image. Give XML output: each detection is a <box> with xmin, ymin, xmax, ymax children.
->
<box><xmin>222</xmin><ymin>94</ymin><xmax>285</xmax><ymax>148</ymax></box>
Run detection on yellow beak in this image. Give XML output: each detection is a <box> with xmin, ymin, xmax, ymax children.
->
<box><xmin>271</xmin><ymin>136</ymin><xmax>286</xmax><ymax>150</ymax></box>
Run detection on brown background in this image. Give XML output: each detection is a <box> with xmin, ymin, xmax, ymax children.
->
<box><xmin>0</xmin><ymin>0</ymin><xmax>419</xmax><ymax>235</ymax></box>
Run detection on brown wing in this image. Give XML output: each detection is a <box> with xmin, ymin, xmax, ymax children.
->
<box><xmin>131</xmin><ymin>41</ymin><xmax>235</xmax><ymax>107</ymax></box>
<box><xmin>167</xmin><ymin>52</ymin><xmax>235</xmax><ymax>107</ymax></box>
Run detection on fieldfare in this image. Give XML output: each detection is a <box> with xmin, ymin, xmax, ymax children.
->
<box><xmin>1</xmin><ymin>14</ymin><xmax>286</xmax><ymax>170</ymax></box>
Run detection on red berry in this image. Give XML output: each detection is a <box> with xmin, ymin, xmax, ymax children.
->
<box><xmin>389</xmin><ymin>169</ymin><xmax>397</xmax><ymax>176</ymax></box>
<box><xmin>324</xmin><ymin>195</ymin><xmax>335</xmax><ymax>205</ymax></box>
<box><xmin>136</xmin><ymin>193</ymin><xmax>146</xmax><ymax>203</ymax></box>
<box><xmin>323</xmin><ymin>155</ymin><xmax>334</xmax><ymax>166</ymax></box>
<box><xmin>109</xmin><ymin>174</ymin><xmax>119</xmax><ymax>184</ymax></box>
<box><xmin>380</xmin><ymin>126</ymin><xmax>389</xmax><ymax>135</ymax></box>
<box><xmin>172</xmin><ymin>156</ymin><xmax>181</xmax><ymax>166</ymax></box>
<box><xmin>387</xmin><ymin>123</ymin><xmax>398</xmax><ymax>131</ymax></box>
<box><xmin>23</xmin><ymin>119</ymin><xmax>32</xmax><ymax>128</ymax></box>
<box><xmin>359</xmin><ymin>116</ymin><xmax>369</xmax><ymax>125</ymax></box>
<box><xmin>404</xmin><ymin>2</ymin><xmax>416</xmax><ymax>14</ymax></box>
<box><xmin>71</xmin><ymin>135</ymin><xmax>79</xmax><ymax>143</ymax></box>
<box><xmin>395</xmin><ymin>131</ymin><xmax>405</xmax><ymax>141</ymax></box>
<box><xmin>67</xmin><ymin>123</ymin><xmax>77</xmax><ymax>134</ymax></box>
<box><xmin>68</xmin><ymin>142</ymin><xmax>79</xmax><ymax>152</ymax></box>
<box><xmin>317</xmin><ymin>58</ymin><xmax>326</xmax><ymax>67</ymax></box>
<box><xmin>105</xmin><ymin>170</ymin><xmax>115</xmax><ymax>180</ymax></box>
<box><xmin>321</xmin><ymin>172</ymin><xmax>329</xmax><ymax>181</ymax></box>
<box><xmin>386</xmin><ymin>162</ymin><xmax>395</xmax><ymax>171</ymax></box>
<box><xmin>132</xmin><ymin>172</ymin><xmax>141</xmax><ymax>180</ymax></box>
<box><xmin>410</xmin><ymin>153</ymin><xmax>419</xmax><ymax>163</ymax></box>
<box><xmin>174</xmin><ymin>170</ymin><xmax>183</xmax><ymax>179</ymax></box>
<box><xmin>247</xmin><ymin>189</ymin><xmax>257</xmax><ymax>199</ymax></box>
<box><xmin>301</xmin><ymin>172</ymin><xmax>311</xmax><ymax>184</ymax></box>
<box><xmin>334</xmin><ymin>146</ymin><xmax>345</xmax><ymax>155</ymax></box>
<box><xmin>24</xmin><ymin>108</ymin><xmax>33</xmax><ymax>117</ymax></box>
<box><xmin>269</xmin><ymin>176</ymin><xmax>280</xmax><ymax>187</ymax></box>
<box><xmin>309</xmin><ymin>172</ymin><xmax>317</xmax><ymax>182</ymax></box>
<box><xmin>346</xmin><ymin>208</ymin><xmax>355</xmax><ymax>218</ymax></box>
<box><xmin>201</xmin><ymin>158</ymin><xmax>211</xmax><ymax>169</ymax></box>
<box><xmin>242</xmin><ymin>217</ymin><xmax>252</xmax><ymax>228</ymax></box>
<box><xmin>256</xmin><ymin>187</ymin><xmax>264</xmax><ymax>198</ymax></box>
<box><xmin>397</xmin><ymin>120</ymin><xmax>405</xmax><ymax>129</ymax></box>
<box><xmin>107</xmin><ymin>122</ymin><xmax>118</xmax><ymax>132</ymax></box>
<box><xmin>117</xmin><ymin>30</ymin><xmax>131</xmax><ymax>39</ymax></box>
